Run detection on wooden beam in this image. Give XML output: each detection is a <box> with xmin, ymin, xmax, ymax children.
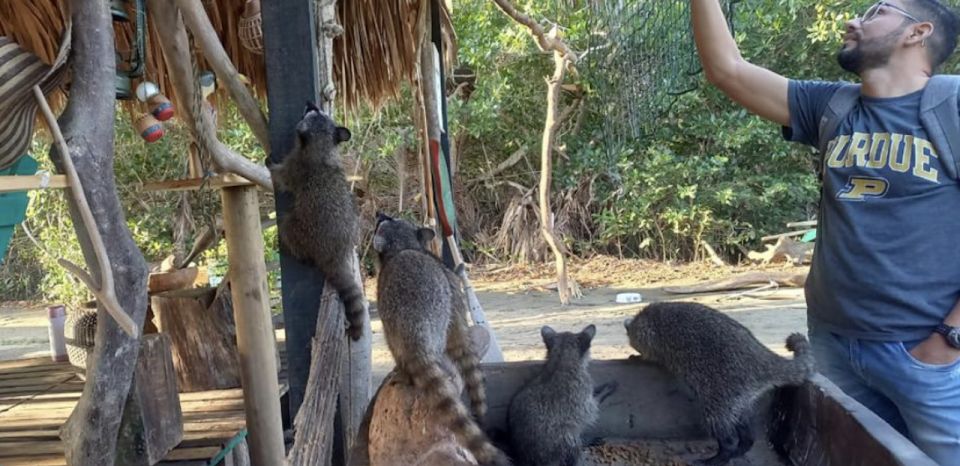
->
<box><xmin>262</xmin><ymin>0</ymin><xmax>323</xmax><ymax>424</ymax></box>
<box><xmin>0</xmin><ymin>175</ymin><xmax>68</xmax><ymax>193</ymax></box>
<box><xmin>220</xmin><ymin>185</ymin><xmax>285</xmax><ymax>465</ymax></box>
<box><xmin>140</xmin><ymin>174</ymin><xmax>255</xmax><ymax>193</ymax></box>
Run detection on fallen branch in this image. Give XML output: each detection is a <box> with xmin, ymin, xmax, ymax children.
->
<box><xmin>34</xmin><ymin>86</ymin><xmax>138</xmax><ymax>337</ymax></box>
<box><xmin>467</xmin><ymin>146</ymin><xmax>526</xmax><ymax>187</ymax></box>
<box><xmin>664</xmin><ymin>270</ymin><xmax>809</xmax><ymax>294</ymax></box>
<box><xmin>761</xmin><ymin>228</ymin><xmax>815</xmax><ymax>242</ymax></box>
<box><xmin>172</xmin><ymin>0</ymin><xmax>270</xmax><ymax>152</ymax></box>
<box><xmin>150</xmin><ymin>0</ymin><xmax>273</xmax><ymax>191</ymax></box>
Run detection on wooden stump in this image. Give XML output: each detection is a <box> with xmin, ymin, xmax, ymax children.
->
<box><xmin>366</xmin><ymin>367</ymin><xmax>478</xmax><ymax>466</ymax></box>
<box><xmin>116</xmin><ymin>333</ymin><xmax>184</xmax><ymax>465</ymax></box>
<box><xmin>151</xmin><ymin>285</ymin><xmax>242</xmax><ymax>391</ymax></box>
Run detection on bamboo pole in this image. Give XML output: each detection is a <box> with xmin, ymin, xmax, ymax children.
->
<box><xmin>221</xmin><ymin>184</ymin><xmax>285</xmax><ymax>466</ymax></box>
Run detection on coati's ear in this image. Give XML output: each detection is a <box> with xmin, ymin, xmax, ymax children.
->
<box><xmin>623</xmin><ymin>317</ymin><xmax>633</xmax><ymax>329</ymax></box>
<box><xmin>579</xmin><ymin>324</ymin><xmax>596</xmax><ymax>353</ymax></box>
<box><xmin>540</xmin><ymin>326</ymin><xmax>556</xmax><ymax>345</ymax></box>
<box><xmin>375</xmin><ymin>211</ymin><xmax>392</xmax><ymax>227</ymax></box>
<box><xmin>416</xmin><ymin>227</ymin><xmax>435</xmax><ymax>247</ymax></box>
<box><xmin>372</xmin><ymin>233</ymin><xmax>386</xmax><ymax>252</ymax></box>
<box><xmin>335</xmin><ymin>126</ymin><xmax>352</xmax><ymax>144</ymax></box>
<box><xmin>582</xmin><ymin>324</ymin><xmax>596</xmax><ymax>341</ymax></box>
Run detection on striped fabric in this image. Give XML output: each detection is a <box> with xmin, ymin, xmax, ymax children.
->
<box><xmin>0</xmin><ymin>25</ymin><xmax>71</xmax><ymax>170</ymax></box>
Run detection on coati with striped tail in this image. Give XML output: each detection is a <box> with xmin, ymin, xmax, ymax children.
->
<box><xmin>624</xmin><ymin>301</ymin><xmax>816</xmax><ymax>466</ymax></box>
<box><xmin>270</xmin><ymin>102</ymin><xmax>365</xmax><ymax>340</ymax></box>
<box><xmin>373</xmin><ymin>213</ymin><xmax>508</xmax><ymax>466</ymax></box>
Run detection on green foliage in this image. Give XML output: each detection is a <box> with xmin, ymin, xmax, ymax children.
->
<box><xmin>0</xmin><ymin>105</ymin><xmax>280</xmax><ymax>305</ymax></box>
<box><xmin>5</xmin><ymin>0</ymin><xmax>950</xmax><ymax>302</ymax></box>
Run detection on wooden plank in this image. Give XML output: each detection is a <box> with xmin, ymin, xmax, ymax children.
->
<box><xmin>0</xmin><ymin>455</ymin><xmax>67</xmax><ymax>466</ymax></box>
<box><xmin>0</xmin><ymin>358</ymin><xmax>65</xmax><ymax>371</ymax></box>
<box><xmin>163</xmin><ymin>446</ymin><xmax>222</xmax><ymax>461</ymax></box>
<box><xmin>0</xmin><ymin>440</ymin><xmax>64</xmax><ymax>457</ymax></box>
<box><xmin>0</xmin><ymin>374</ymin><xmax>74</xmax><ymax>389</ymax></box>
<box><xmin>0</xmin><ymin>174</ymin><xmax>69</xmax><ymax>193</ymax></box>
<box><xmin>140</xmin><ymin>174</ymin><xmax>254</xmax><ymax>193</ymax></box>
<box><xmin>480</xmin><ymin>359</ymin><xmax>705</xmax><ymax>439</ymax></box>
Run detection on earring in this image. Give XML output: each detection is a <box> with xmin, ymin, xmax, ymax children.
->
<box><xmin>922</xmin><ymin>38</ymin><xmax>927</xmax><ymax>48</ymax></box>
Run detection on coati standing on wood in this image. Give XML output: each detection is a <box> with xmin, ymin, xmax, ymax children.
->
<box><xmin>373</xmin><ymin>213</ymin><xmax>508</xmax><ymax>466</ymax></box>
<box><xmin>507</xmin><ymin>325</ymin><xmax>599</xmax><ymax>466</ymax></box>
<box><xmin>269</xmin><ymin>102</ymin><xmax>365</xmax><ymax>340</ymax></box>
<box><xmin>624</xmin><ymin>301</ymin><xmax>815</xmax><ymax>466</ymax></box>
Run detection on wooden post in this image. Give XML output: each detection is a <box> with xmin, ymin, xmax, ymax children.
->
<box><xmin>264</xmin><ymin>2</ymin><xmax>371</xmax><ymax>465</ymax></box>
<box><xmin>221</xmin><ymin>184</ymin><xmax>285</xmax><ymax>466</ymax></box>
<box><xmin>262</xmin><ymin>0</ymin><xmax>323</xmax><ymax>422</ymax></box>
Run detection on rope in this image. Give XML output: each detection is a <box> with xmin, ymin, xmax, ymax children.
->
<box><xmin>185</xmin><ymin>27</ymin><xmax>219</xmax><ymax>236</ymax></box>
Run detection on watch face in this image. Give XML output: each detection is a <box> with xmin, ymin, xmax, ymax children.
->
<box><xmin>950</xmin><ymin>328</ymin><xmax>960</xmax><ymax>348</ymax></box>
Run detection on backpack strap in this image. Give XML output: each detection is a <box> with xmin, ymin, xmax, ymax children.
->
<box><xmin>920</xmin><ymin>74</ymin><xmax>960</xmax><ymax>181</ymax></box>
<box><xmin>817</xmin><ymin>84</ymin><xmax>861</xmax><ymax>178</ymax></box>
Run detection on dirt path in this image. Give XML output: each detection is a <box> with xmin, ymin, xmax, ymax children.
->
<box><xmin>0</xmin><ymin>258</ymin><xmax>810</xmax><ymax>372</ymax></box>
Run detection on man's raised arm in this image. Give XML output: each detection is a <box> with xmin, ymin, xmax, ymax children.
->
<box><xmin>692</xmin><ymin>0</ymin><xmax>791</xmax><ymax>126</ymax></box>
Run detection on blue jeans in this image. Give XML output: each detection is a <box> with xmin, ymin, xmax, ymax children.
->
<box><xmin>809</xmin><ymin>325</ymin><xmax>960</xmax><ymax>466</ymax></box>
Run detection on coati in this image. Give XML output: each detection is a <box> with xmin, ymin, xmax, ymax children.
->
<box><xmin>269</xmin><ymin>102</ymin><xmax>365</xmax><ymax>340</ymax></box>
<box><xmin>507</xmin><ymin>325</ymin><xmax>599</xmax><ymax>466</ymax></box>
<box><xmin>624</xmin><ymin>301</ymin><xmax>815</xmax><ymax>466</ymax></box>
<box><xmin>373</xmin><ymin>213</ymin><xmax>507</xmax><ymax>465</ymax></box>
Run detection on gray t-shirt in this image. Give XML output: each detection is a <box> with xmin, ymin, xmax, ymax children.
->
<box><xmin>784</xmin><ymin>79</ymin><xmax>960</xmax><ymax>341</ymax></box>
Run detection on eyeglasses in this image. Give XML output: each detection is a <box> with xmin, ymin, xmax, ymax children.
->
<box><xmin>862</xmin><ymin>1</ymin><xmax>922</xmax><ymax>23</ymax></box>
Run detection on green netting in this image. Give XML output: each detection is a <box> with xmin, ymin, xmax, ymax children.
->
<box><xmin>579</xmin><ymin>0</ymin><xmax>737</xmax><ymax>144</ymax></box>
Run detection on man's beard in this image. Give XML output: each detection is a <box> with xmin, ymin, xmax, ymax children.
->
<box><xmin>836</xmin><ymin>28</ymin><xmax>904</xmax><ymax>74</ymax></box>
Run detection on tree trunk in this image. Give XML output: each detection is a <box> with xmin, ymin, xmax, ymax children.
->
<box><xmin>539</xmin><ymin>51</ymin><xmax>577</xmax><ymax>305</ymax></box>
<box><xmin>57</xmin><ymin>1</ymin><xmax>150</xmax><ymax>464</ymax></box>
<box><xmin>490</xmin><ymin>0</ymin><xmax>580</xmax><ymax>305</ymax></box>
<box><xmin>151</xmin><ymin>286</ymin><xmax>242</xmax><ymax>391</ymax></box>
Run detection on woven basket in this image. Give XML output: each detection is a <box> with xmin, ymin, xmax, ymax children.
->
<box><xmin>239</xmin><ymin>0</ymin><xmax>263</xmax><ymax>55</ymax></box>
<box><xmin>64</xmin><ymin>308</ymin><xmax>97</xmax><ymax>376</ymax></box>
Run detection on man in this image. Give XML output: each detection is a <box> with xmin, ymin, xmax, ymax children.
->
<box><xmin>691</xmin><ymin>1</ymin><xmax>960</xmax><ymax>464</ymax></box>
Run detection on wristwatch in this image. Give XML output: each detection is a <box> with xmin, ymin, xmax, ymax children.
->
<box><xmin>935</xmin><ymin>323</ymin><xmax>960</xmax><ymax>349</ymax></box>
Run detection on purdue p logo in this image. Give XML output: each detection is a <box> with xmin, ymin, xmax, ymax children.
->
<box><xmin>837</xmin><ymin>176</ymin><xmax>889</xmax><ymax>201</ymax></box>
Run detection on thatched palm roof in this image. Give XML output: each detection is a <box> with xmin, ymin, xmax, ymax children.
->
<box><xmin>0</xmin><ymin>0</ymin><xmax>453</xmax><ymax>112</ymax></box>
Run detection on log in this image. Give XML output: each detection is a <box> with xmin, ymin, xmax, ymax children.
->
<box><xmin>286</xmin><ymin>289</ymin><xmax>345</xmax><ymax>466</ymax></box>
<box><xmin>151</xmin><ymin>287</ymin><xmax>242</xmax><ymax>392</ymax></box>
<box><xmin>147</xmin><ymin>267</ymin><xmax>204</xmax><ymax>294</ymax></box>
<box><xmin>366</xmin><ymin>371</ymin><xmax>477</xmax><ymax>466</ymax></box>
<box><xmin>115</xmin><ymin>334</ymin><xmax>184</xmax><ymax>465</ymax></box>
<box><xmin>57</xmin><ymin>0</ymin><xmax>151</xmax><ymax>462</ymax></box>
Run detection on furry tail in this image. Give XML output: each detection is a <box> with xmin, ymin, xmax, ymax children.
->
<box><xmin>446</xmin><ymin>274</ymin><xmax>487</xmax><ymax>420</ymax></box>
<box><xmin>783</xmin><ymin>333</ymin><xmax>816</xmax><ymax>383</ymax></box>
<box><xmin>408</xmin><ymin>357</ymin><xmax>510</xmax><ymax>466</ymax></box>
<box><xmin>326</xmin><ymin>266</ymin><xmax>366</xmax><ymax>341</ymax></box>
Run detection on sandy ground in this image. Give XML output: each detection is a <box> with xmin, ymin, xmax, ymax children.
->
<box><xmin>0</xmin><ymin>258</ymin><xmax>809</xmax><ymax>374</ymax></box>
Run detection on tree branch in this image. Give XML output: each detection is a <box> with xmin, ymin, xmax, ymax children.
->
<box><xmin>150</xmin><ymin>1</ymin><xmax>273</xmax><ymax>191</ymax></box>
<box><xmin>489</xmin><ymin>0</ymin><xmax>577</xmax><ymax>60</ymax></box>
<box><xmin>36</xmin><ymin>87</ymin><xmax>138</xmax><ymax>337</ymax></box>
<box><xmin>172</xmin><ymin>0</ymin><xmax>270</xmax><ymax>153</ymax></box>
